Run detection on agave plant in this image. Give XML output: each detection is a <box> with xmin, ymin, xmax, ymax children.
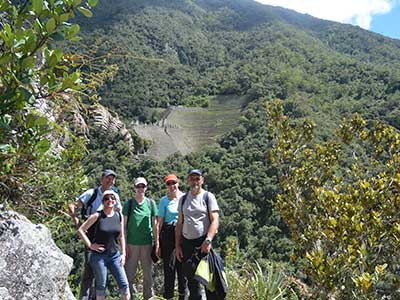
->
<box><xmin>226</xmin><ymin>261</ymin><xmax>300</xmax><ymax>300</ymax></box>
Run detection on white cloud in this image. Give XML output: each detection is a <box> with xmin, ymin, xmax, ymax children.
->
<box><xmin>255</xmin><ymin>0</ymin><xmax>395</xmax><ymax>29</ymax></box>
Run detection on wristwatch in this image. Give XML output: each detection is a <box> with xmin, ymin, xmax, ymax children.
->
<box><xmin>204</xmin><ymin>237</ymin><xmax>212</xmax><ymax>245</ymax></box>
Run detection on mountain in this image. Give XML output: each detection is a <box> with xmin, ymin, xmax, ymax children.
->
<box><xmin>71</xmin><ymin>0</ymin><xmax>400</xmax><ymax>263</ymax></box>
<box><xmin>74</xmin><ymin>0</ymin><xmax>400</xmax><ymax>128</ymax></box>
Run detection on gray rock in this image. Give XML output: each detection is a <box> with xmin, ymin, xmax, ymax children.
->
<box><xmin>0</xmin><ymin>207</ymin><xmax>75</xmax><ymax>300</ymax></box>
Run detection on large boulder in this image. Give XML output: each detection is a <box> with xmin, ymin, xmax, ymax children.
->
<box><xmin>0</xmin><ymin>206</ymin><xmax>75</xmax><ymax>300</ymax></box>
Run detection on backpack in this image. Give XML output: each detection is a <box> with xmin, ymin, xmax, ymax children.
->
<box><xmin>126</xmin><ymin>197</ymin><xmax>156</xmax><ymax>225</ymax></box>
<box><xmin>81</xmin><ymin>186</ymin><xmax>119</xmax><ymax>220</ymax></box>
<box><xmin>181</xmin><ymin>191</ymin><xmax>210</xmax><ymax>223</ymax></box>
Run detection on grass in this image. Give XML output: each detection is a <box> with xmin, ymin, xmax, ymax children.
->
<box><xmin>226</xmin><ymin>262</ymin><xmax>300</xmax><ymax>300</ymax></box>
<box><xmin>134</xmin><ymin>95</ymin><xmax>245</xmax><ymax>159</ymax></box>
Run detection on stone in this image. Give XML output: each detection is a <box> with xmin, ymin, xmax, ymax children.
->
<box><xmin>0</xmin><ymin>207</ymin><xmax>75</xmax><ymax>300</ymax></box>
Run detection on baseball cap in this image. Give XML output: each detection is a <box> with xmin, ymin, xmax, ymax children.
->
<box><xmin>134</xmin><ymin>177</ymin><xmax>148</xmax><ymax>186</ymax></box>
<box><xmin>102</xmin><ymin>169</ymin><xmax>116</xmax><ymax>177</ymax></box>
<box><xmin>188</xmin><ymin>169</ymin><xmax>202</xmax><ymax>176</ymax></box>
<box><xmin>165</xmin><ymin>174</ymin><xmax>178</xmax><ymax>183</ymax></box>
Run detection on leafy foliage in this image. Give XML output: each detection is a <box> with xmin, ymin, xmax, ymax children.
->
<box><xmin>0</xmin><ymin>0</ymin><xmax>100</xmax><ymax>206</ymax></box>
<box><xmin>4</xmin><ymin>1</ymin><xmax>400</xmax><ymax>298</ymax></box>
<box><xmin>268</xmin><ymin>100</ymin><xmax>400</xmax><ymax>298</ymax></box>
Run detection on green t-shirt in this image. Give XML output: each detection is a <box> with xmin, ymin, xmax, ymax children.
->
<box><xmin>122</xmin><ymin>197</ymin><xmax>158</xmax><ymax>245</ymax></box>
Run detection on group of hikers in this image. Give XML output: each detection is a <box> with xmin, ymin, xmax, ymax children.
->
<box><xmin>68</xmin><ymin>168</ymin><xmax>226</xmax><ymax>300</ymax></box>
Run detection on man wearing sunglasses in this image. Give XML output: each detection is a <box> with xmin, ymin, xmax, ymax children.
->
<box><xmin>68</xmin><ymin>169</ymin><xmax>121</xmax><ymax>300</ymax></box>
<box><xmin>123</xmin><ymin>177</ymin><xmax>158</xmax><ymax>300</ymax></box>
<box><xmin>175</xmin><ymin>169</ymin><xmax>220</xmax><ymax>300</ymax></box>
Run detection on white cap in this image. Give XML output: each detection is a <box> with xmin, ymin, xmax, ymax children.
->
<box><xmin>102</xmin><ymin>189</ymin><xmax>117</xmax><ymax>199</ymax></box>
<box><xmin>134</xmin><ymin>177</ymin><xmax>147</xmax><ymax>186</ymax></box>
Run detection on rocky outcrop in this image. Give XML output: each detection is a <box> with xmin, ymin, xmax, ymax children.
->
<box><xmin>0</xmin><ymin>206</ymin><xmax>75</xmax><ymax>300</ymax></box>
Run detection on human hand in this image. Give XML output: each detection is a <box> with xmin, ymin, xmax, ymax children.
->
<box><xmin>125</xmin><ymin>245</ymin><xmax>130</xmax><ymax>259</ymax></box>
<box><xmin>90</xmin><ymin>243</ymin><xmax>105</xmax><ymax>252</ymax></box>
<box><xmin>201</xmin><ymin>242</ymin><xmax>211</xmax><ymax>254</ymax></box>
<box><xmin>176</xmin><ymin>245</ymin><xmax>183</xmax><ymax>262</ymax></box>
<box><xmin>120</xmin><ymin>254</ymin><xmax>126</xmax><ymax>266</ymax></box>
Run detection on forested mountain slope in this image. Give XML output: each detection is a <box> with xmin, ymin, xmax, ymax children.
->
<box><xmin>74</xmin><ymin>0</ymin><xmax>400</xmax><ymax>129</ymax></box>
<box><xmin>4</xmin><ymin>0</ymin><xmax>399</xmax><ymax>298</ymax></box>
<box><xmin>73</xmin><ymin>0</ymin><xmax>400</xmax><ymax>272</ymax></box>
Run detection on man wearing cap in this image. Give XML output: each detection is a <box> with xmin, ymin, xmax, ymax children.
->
<box><xmin>175</xmin><ymin>169</ymin><xmax>220</xmax><ymax>300</ymax></box>
<box><xmin>68</xmin><ymin>169</ymin><xmax>122</xmax><ymax>300</ymax></box>
<box><xmin>123</xmin><ymin>177</ymin><xmax>158</xmax><ymax>300</ymax></box>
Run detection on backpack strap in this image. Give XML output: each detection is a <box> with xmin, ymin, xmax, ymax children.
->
<box><xmin>81</xmin><ymin>187</ymin><xmax>98</xmax><ymax>220</ymax></box>
<box><xmin>147</xmin><ymin>197</ymin><xmax>156</xmax><ymax>217</ymax></box>
<box><xmin>126</xmin><ymin>197</ymin><xmax>154</xmax><ymax>225</ymax></box>
<box><xmin>87</xmin><ymin>211</ymin><xmax>101</xmax><ymax>244</ymax></box>
<box><xmin>204</xmin><ymin>191</ymin><xmax>210</xmax><ymax>222</ymax></box>
<box><xmin>127</xmin><ymin>199</ymin><xmax>133</xmax><ymax>225</ymax></box>
<box><xmin>181</xmin><ymin>191</ymin><xmax>210</xmax><ymax>223</ymax></box>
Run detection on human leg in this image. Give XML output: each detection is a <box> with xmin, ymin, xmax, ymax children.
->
<box><xmin>161</xmin><ymin>227</ymin><xmax>176</xmax><ymax>299</ymax></box>
<box><xmin>79</xmin><ymin>250</ymin><xmax>95</xmax><ymax>300</ymax></box>
<box><xmin>162</xmin><ymin>255</ymin><xmax>175</xmax><ymax>299</ymax></box>
<box><xmin>139</xmin><ymin>244</ymin><xmax>154</xmax><ymax>300</ymax></box>
<box><xmin>176</xmin><ymin>260</ymin><xmax>187</xmax><ymax>300</ymax></box>
<box><xmin>89</xmin><ymin>252</ymin><xmax>108</xmax><ymax>298</ymax></box>
<box><xmin>125</xmin><ymin>245</ymin><xmax>139</xmax><ymax>299</ymax></box>
<box><xmin>182</xmin><ymin>237</ymin><xmax>203</xmax><ymax>300</ymax></box>
<box><xmin>107</xmin><ymin>251</ymin><xmax>130</xmax><ymax>298</ymax></box>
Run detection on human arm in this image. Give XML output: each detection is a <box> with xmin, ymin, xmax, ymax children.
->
<box><xmin>78</xmin><ymin>213</ymin><xmax>104</xmax><ymax>252</ymax></box>
<box><xmin>175</xmin><ymin>210</ymin><xmax>184</xmax><ymax>261</ymax></box>
<box><xmin>156</xmin><ymin>216</ymin><xmax>164</xmax><ymax>257</ymax></box>
<box><xmin>68</xmin><ymin>198</ymin><xmax>83</xmax><ymax>228</ymax></box>
<box><xmin>122</xmin><ymin>202</ymin><xmax>130</xmax><ymax>259</ymax></box>
<box><xmin>201</xmin><ymin>211</ymin><xmax>219</xmax><ymax>254</ymax></box>
<box><xmin>119</xmin><ymin>213</ymin><xmax>126</xmax><ymax>266</ymax></box>
<box><xmin>152</xmin><ymin>212</ymin><xmax>159</xmax><ymax>258</ymax></box>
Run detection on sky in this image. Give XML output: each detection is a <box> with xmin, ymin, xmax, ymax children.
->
<box><xmin>255</xmin><ymin>0</ymin><xmax>400</xmax><ymax>40</ymax></box>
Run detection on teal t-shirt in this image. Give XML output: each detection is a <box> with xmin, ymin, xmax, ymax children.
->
<box><xmin>158</xmin><ymin>195</ymin><xmax>180</xmax><ymax>224</ymax></box>
<box><xmin>123</xmin><ymin>197</ymin><xmax>158</xmax><ymax>245</ymax></box>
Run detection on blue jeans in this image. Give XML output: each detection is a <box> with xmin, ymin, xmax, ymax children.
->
<box><xmin>89</xmin><ymin>251</ymin><xmax>129</xmax><ymax>296</ymax></box>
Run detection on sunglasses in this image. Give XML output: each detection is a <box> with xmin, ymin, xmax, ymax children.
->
<box><xmin>104</xmin><ymin>196</ymin><xmax>115</xmax><ymax>201</ymax></box>
<box><xmin>135</xmin><ymin>184</ymin><xmax>146</xmax><ymax>189</ymax></box>
<box><xmin>166</xmin><ymin>181</ymin><xmax>177</xmax><ymax>186</ymax></box>
<box><xmin>189</xmin><ymin>176</ymin><xmax>201</xmax><ymax>181</ymax></box>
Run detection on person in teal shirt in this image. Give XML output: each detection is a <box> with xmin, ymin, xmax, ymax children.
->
<box><xmin>156</xmin><ymin>174</ymin><xmax>187</xmax><ymax>300</ymax></box>
<box><xmin>123</xmin><ymin>177</ymin><xmax>158</xmax><ymax>300</ymax></box>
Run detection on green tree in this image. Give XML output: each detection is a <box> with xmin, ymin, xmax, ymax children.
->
<box><xmin>0</xmin><ymin>0</ymin><xmax>99</xmax><ymax>207</ymax></box>
<box><xmin>267</xmin><ymin>100</ymin><xmax>400</xmax><ymax>299</ymax></box>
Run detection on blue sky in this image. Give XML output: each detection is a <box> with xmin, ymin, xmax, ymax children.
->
<box><xmin>255</xmin><ymin>0</ymin><xmax>400</xmax><ymax>40</ymax></box>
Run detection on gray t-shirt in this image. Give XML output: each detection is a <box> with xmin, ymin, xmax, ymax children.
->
<box><xmin>79</xmin><ymin>186</ymin><xmax>121</xmax><ymax>215</ymax></box>
<box><xmin>179</xmin><ymin>189</ymin><xmax>219</xmax><ymax>240</ymax></box>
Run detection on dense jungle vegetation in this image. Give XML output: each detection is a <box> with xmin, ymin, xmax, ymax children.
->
<box><xmin>2</xmin><ymin>0</ymin><xmax>399</xmax><ymax>298</ymax></box>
